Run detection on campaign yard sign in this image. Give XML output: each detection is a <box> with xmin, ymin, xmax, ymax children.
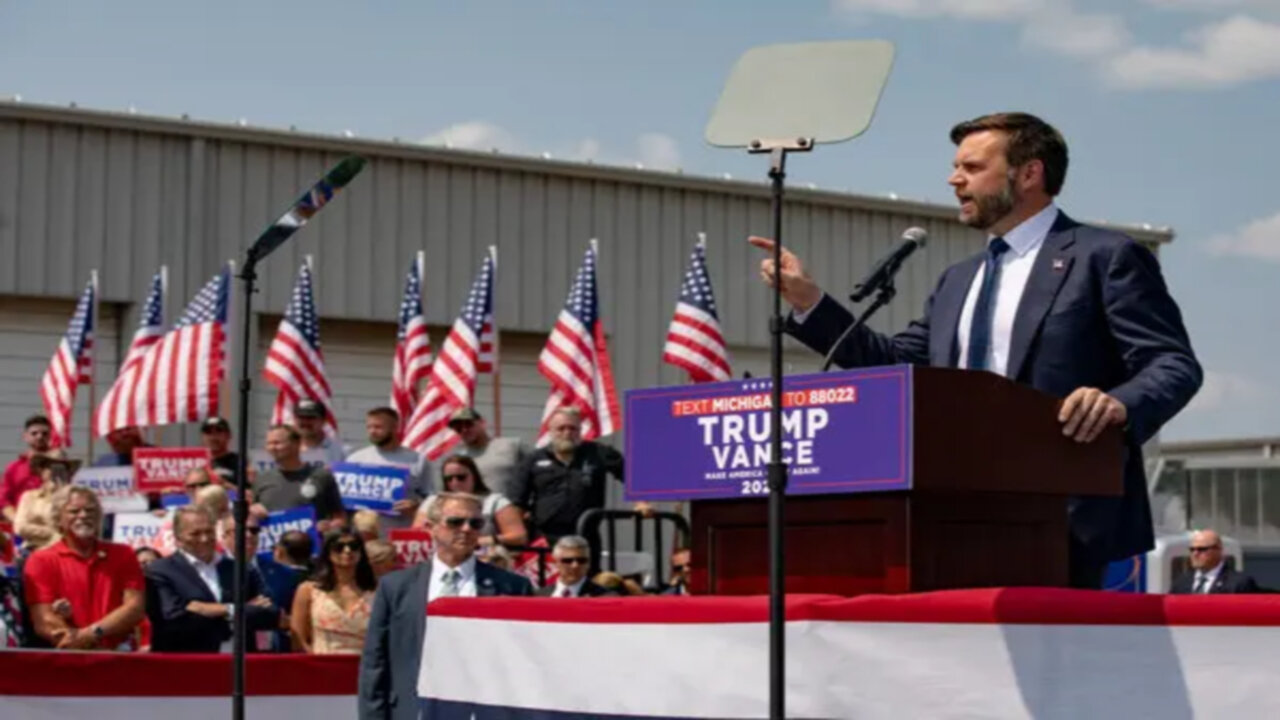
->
<box><xmin>72</xmin><ymin>466</ymin><xmax>147</xmax><ymax>514</ymax></box>
<box><xmin>624</xmin><ymin>366</ymin><xmax>913</xmax><ymax>501</ymax></box>
<box><xmin>112</xmin><ymin>512</ymin><xmax>172</xmax><ymax>553</ymax></box>
<box><xmin>133</xmin><ymin>447</ymin><xmax>212</xmax><ymax>493</ymax></box>
<box><xmin>331</xmin><ymin>462</ymin><xmax>408</xmax><ymax>515</ymax></box>
<box><xmin>257</xmin><ymin>506</ymin><xmax>320</xmax><ymax>557</ymax></box>
<box><xmin>388</xmin><ymin>528</ymin><xmax>433</xmax><ymax>568</ymax></box>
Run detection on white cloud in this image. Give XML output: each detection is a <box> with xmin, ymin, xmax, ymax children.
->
<box><xmin>635</xmin><ymin>133</ymin><xmax>682</xmax><ymax>170</ymax></box>
<box><xmin>1141</xmin><ymin>0</ymin><xmax>1280</xmax><ymax>11</ymax></box>
<box><xmin>420</xmin><ymin>121</ymin><xmax>520</xmax><ymax>151</ymax></box>
<box><xmin>834</xmin><ymin>0</ymin><xmax>1280</xmax><ymax>89</ymax></box>
<box><xmin>833</xmin><ymin>0</ymin><xmax>1043</xmax><ymax>20</ymax></box>
<box><xmin>834</xmin><ymin>0</ymin><xmax>1128</xmax><ymax>60</ymax></box>
<box><xmin>1104</xmin><ymin>15</ymin><xmax>1280</xmax><ymax>89</ymax></box>
<box><xmin>1207</xmin><ymin>210</ymin><xmax>1280</xmax><ymax>261</ymax></box>
<box><xmin>1021</xmin><ymin>6</ymin><xmax>1131</xmax><ymax>59</ymax></box>
<box><xmin>420</xmin><ymin>122</ymin><xmax>681</xmax><ymax>170</ymax></box>
<box><xmin>1183</xmin><ymin>370</ymin><xmax>1275</xmax><ymax>414</ymax></box>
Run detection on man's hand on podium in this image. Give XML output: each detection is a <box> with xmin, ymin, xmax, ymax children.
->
<box><xmin>749</xmin><ymin>236</ymin><xmax>823</xmax><ymax>314</ymax></box>
<box><xmin>1058</xmin><ymin>387</ymin><xmax>1128</xmax><ymax>443</ymax></box>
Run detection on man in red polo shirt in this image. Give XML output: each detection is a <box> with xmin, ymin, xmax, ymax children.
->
<box><xmin>23</xmin><ymin>486</ymin><xmax>145</xmax><ymax>650</ymax></box>
<box><xmin>1</xmin><ymin>415</ymin><xmax>53</xmax><ymax>522</ymax></box>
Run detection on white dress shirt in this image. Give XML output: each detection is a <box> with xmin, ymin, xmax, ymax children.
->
<box><xmin>182</xmin><ymin>550</ymin><xmax>224</xmax><ymax>602</ymax></box>
<box><xmin>955</xmin><ymin>204</ymin><xmax>1059</xmax><ymax>376</ymax></box>
<box><xmin>181</xmin><ymin>550</ymin><xmax>232</xmax><ymax>653</ymax></box>
<box><xmin>790</xmin><ymin>204</ymin><xmax>1058</xmax><ymax>377</ymax></box>
<box><xmin>551</xmin><ymin>578</ymin><xmax>588</xmax><ymax>598</ymax></box>
<box><xmin>1193</xmin><ymin>561</ymin><xmax>1225</xmax><ymax>594</ymax></box>
<box><xmin>428</xmin><ymin>554</ymin><xmax>478</xmax><ymax>602</ymax></box>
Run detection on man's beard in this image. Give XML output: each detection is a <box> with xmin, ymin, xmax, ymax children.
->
<box><xmin>69</xmin><ymin>521</ymin><xmax>97</xmax><ymax>541</ymax></box>
<box><xmin>552</xmin><ymin>437</ymin><xmax>578</xmax><ymax>455</ymax></box>
<box><xmin>372</xmin><ymin>433</ymin><xmax>395</xmax><ymax>448</ymax></box>
<box><xmin>961</xmin><ymin>178</ymin><xmax>1017</xmax><ymax>231</ymax></box>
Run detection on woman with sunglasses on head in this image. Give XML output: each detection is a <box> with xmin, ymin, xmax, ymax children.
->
<box><xmin>413</xmin><ymin>455</ymin><xmax>527</xmax><ymax>549</ymax></box>
<box><xmin>290</xmin><ymin>531</ymin><xmax>378</xmax><ymax>654</ymax></box>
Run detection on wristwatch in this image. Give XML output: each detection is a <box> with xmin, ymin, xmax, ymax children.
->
<box><xmin>90</xmin><ymin>625</ymin><xmax>104</xmax><ymax>642</ymax></box>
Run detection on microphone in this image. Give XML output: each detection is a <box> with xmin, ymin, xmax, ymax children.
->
<box><xmin>821</xmin><ymin>226</ymin><xmax>927</xmax><ymax>372</ymax></box>
<box><xmin>849</xmin><ymin>227</ymin><xmax>927</xmax><ymax>303</ymax></box>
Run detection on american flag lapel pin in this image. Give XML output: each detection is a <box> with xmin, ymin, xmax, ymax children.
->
<box><xmin>1052</xmin><ymin>258</ymin><xmax>1067</xmax><ymax>272</ymax></box>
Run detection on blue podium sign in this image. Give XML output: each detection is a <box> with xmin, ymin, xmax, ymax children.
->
<box><xmin>624</xmin><ymin>366</ymin><xmax>913</xmax><ymax>501</ymax></box>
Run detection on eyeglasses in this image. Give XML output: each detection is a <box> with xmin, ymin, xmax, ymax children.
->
<box><xmin>557</xmin><ymin>557</ymin><xmax>589</xmax><ymax>565</ymax></box>
<box><xmin>244</xmin><ymin>526</ymin><xmax>262</xmax><ymax>535</ymax></box>
<box><xmin>185</xmin><ymin>481</ymin><xmax>211</xmax><ymax>490</ymax></box>
<box><xmin>443</xmin><ymin>473</ymin><xmax>471</xmax><ymax>483</ymax></box>
<box><xmin>1189</xmin><ymin>545</ymin><xmax>1220</xmax><ymax>553</ymax></box>
<box><xmin>443</xmin><ymin>516</ymin><xmax>485</xmax><ymax>531</ymax></box>
<box><xmin>332</xmin><ymin>541</ymin><xmax>362</xmax><ymax>553</ymax></box>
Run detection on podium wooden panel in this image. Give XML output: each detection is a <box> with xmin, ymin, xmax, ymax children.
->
<box><xmin>688</xmin><ymin>367</ymin><xmax>1122</xmax><ymax>596</ymax></box>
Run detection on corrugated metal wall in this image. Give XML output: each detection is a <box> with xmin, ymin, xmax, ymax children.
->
<box><xmin>0</xmin><ymin>102</ymin><xmax>1173</xmax><ymax>450</ymax></box>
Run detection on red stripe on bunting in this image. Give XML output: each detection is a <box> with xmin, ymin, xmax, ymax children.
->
<box><xmin>427</xmin><ymin>589</ymin><xmax>1280</xmax><ymax>627</ymax></box>
<box><xmin>0</xmin><ymin>652</ymin><xmax>359</xmax><ymax>697</ymax></box>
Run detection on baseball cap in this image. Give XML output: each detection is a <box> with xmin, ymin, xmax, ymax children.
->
<box><xmin>448</xmin><ymin>407</ymin><xmax>482</xmax><ymax>427</ymax></box>
<box><xmin>201</xmin><ymin>416</ymin><xmax>231</xmax><ymax>433</ymax></box>
<box><xmin>295</xmin><ymin>400</ymin><xmax>324</xmax><ymax>419</ymax></box>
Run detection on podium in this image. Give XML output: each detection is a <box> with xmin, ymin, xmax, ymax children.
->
<box><xmin>623</xmin><ymin>365</ymin><xmax>1123</xmax><ymax>596</ymax></box>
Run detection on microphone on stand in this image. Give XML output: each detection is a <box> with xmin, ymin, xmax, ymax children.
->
<box><xmin>822</xmin><ymin>227</ymin><xmax>928</xmax><ymax>372</ymax></box>
<box><xmin>850</xmin><ymin>227</ymin><xmax>927</xmax><ymax>303</ymax></box>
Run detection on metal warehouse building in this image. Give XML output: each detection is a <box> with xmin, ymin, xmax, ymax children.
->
<box><xmin>0</xmin><ymin>100</ymin><xmax>1173</xmax><ymax>474</ymax></box>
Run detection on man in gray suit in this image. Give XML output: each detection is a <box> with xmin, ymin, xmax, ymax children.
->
<box><xmin>359</xmin><ymin>491</ymin><xmax>533</xmax><ymax>720</ymax></box>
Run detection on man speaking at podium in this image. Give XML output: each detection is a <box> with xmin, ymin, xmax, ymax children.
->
<box><xmin>753</xmin><ymin>112</ymin><xmax>1201</xmax><ymax>589</ymax></box>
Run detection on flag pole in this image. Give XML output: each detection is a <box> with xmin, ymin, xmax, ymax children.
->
<box><xmin>155</xmin><ymin>266</ymin><xmax>169</xmax><ymax>448</ymax></box>
<box><xmin>489</xmin><ymin>246</ymin><xmax>502</xmax><ymax>436</ymax></box>
<box><xmin>416</xmin><ymin>250</ymin><xmax>427</xmax><ymax>425</ymax></box>
<box><xmin>87</xmin><ymin>270</ymin><xmax>100</xmax><ymax>464</ymax></box>
<box><xmin>221</xmin><ymin>261</ymin><xmax>233</xmax><ymax>429</ymax></box>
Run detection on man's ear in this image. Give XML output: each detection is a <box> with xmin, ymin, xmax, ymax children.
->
<box><xmin>1019</xmin><ymin>159</ymin><xmax>1046</xmax><ymax>193</ymax></box>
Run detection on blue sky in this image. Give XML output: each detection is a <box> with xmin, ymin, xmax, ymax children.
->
<box><xmin>2</xmin><ymin>0</ymin><xmax>1276</xmax><ymax>441</ymax></box>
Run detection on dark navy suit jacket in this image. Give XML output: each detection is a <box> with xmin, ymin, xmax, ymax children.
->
<box><xmin>144</xmin><ymin>553</ymin><xmax>278</xmax><ymax>653</ymax></box>
<box><xmin>1169</xmin><ymin>566</ymin><xmax>1261</xmax><ymax>594</ymax></box>
<box><xmin>358</xmin><ymin>559</ymin><xmax>534</xmax><ymax>720</ymax></box>
<box><xmin>788</xmin><ymin>211</ymin><xmax>1202</xmax><ymax>563</ymax></box>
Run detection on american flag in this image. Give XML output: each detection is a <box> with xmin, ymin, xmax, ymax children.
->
<box><xmin>95</xmin><ymin>265</ymin><xmax>230</xmax><ymax>435</ymax></box>
<box><xmin>662</xmin><ymin>234</ymin><xmax>731</xmax><ymax>382</ymax></box>
<box><xmin>41</xmin><ymin>274</ymin><xmax>97</xmax><ymax>448</ymax></box>
<box><xmin>264</xmin><ymin>259</ymin><xmax>339</xmax><ymax>436</ymax></box>
<box><xmin>390</xmin><ymin>253</ymin><xmax>433</xmax><ymax>423</ymax></box>
<box><xmin>536</xmin><ymin>241</ymin><xmax>619</xmax><ymax>445</ymax></box>
<box><xmin>403</xmin><ymin>248</ymin><xmax>497</xmax><ymax>459</ymax></box>
<box><xmin>96</xmin><ymin>269</ymin><xmax>167</xmax><ymax>429</ymax></box>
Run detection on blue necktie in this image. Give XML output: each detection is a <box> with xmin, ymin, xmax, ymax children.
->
<box><xmin>966</xmin><ymin>237</ymin><xmax>1010</xmax><ymax>372</ymax></box>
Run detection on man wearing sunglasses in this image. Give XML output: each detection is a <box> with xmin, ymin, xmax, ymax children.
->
<box><xmin>540</xmin><ymin>535</ymin><xmax>614</xmax><ymax>598</ymax></box>
<box><xmin>359</xmin><ymin>492</ymin><xmax>533</xmax><ymax>720</ymax></box>
<box><xmin>1169</xmin><ymin>529</ymin><xmax>1260</xmax><ymax>595</ymax></box>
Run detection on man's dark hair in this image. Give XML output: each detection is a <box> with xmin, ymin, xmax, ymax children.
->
<box><xmin>24</xmin><ymin>414</ymin><xmax>50</xmax><ymax>430</ymax></box>
<box><xmin>950</xmin><ymin>112</ymin><xmax>1069</xmax><ymax>196</ymax></box>
<box><xmin>366</xmin><ymin>406</ymin><xmax>399</xmax><ymax>423</ymax></box>
<box><xmin>267</xmin><ymin>424</ymin><xmax>301</xmax><ymax>443</ymax></box>
<box><xmin>311</xmin><ymin>530</ymin><xmax>377</xmax><ymax>593</ymax></box>
<box><xmin>279</xmin><ymin>530</ymin><xmax>314</xmax><ymax>567</ymax></box>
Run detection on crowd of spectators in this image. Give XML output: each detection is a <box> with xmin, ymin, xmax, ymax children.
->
<box><xmin>0</xmin><ymin>402</ymin><xmax>688</xmax><ymax>653</ymax></box>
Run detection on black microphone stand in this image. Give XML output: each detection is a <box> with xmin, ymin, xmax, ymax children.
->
<box><xmin>231</xmin><ymin>249</ymin><xmax>262</xmax><ymax>720</ymax></box>
<box><xmin>820</xmin><ymin>279</ymin><xmax>897</xmax><ymax>372</ymax></box>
